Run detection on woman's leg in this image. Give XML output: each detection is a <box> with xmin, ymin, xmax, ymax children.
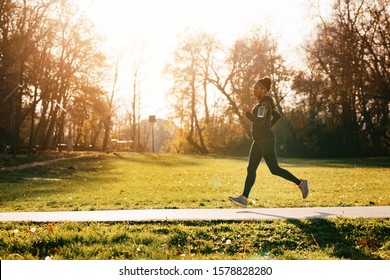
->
<box><xmin>261</xmin><ymin>137</ymin><xmax>301</xmax><ymax>185</ymax></box>
<box><xmin>242</xmin><ymin>141</ymin><xmax>263</xmax><ymax>198</ymax></box>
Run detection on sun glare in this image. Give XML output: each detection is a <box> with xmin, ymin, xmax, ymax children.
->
<box><xmin>78</xmin><ymin>0</ymin><xmax>329</xmax><ymax>118</ymax></box>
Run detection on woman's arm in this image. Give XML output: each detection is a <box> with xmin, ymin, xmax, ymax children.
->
<box><xmin>271</xmin><ymin>110</ymin><xmax>281</xmax><ymax>127</ymax></box>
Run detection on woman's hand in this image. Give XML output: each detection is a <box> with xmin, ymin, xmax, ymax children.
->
<box><xmin>242</xmin><ymin>104</ymin><xmax>251</xmax><ymax>114</ymax></box>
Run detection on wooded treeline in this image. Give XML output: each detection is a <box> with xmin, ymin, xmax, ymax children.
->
<box><xmin>0</xmin><ymin>0</ymin><xmax>112</xmax><ymax>153</ymax></box>
<box><xmin>1</xmin><ymin>0</ymin><xmax>389</xmax><ymax>157</ymax></box>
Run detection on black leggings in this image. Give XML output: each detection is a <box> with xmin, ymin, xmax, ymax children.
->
<box><xmin>243</xmin><ymin>138</ymin><xmax>301</xmax><ymax>198</ymax></box>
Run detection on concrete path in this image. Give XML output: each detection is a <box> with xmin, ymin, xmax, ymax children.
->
<box><xmin>1</xmin><ymin>206</ymin><xmax>389</xmax><ymax>222</ymax></box>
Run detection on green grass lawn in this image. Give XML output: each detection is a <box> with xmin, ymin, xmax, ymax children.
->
<box><xmin>0</xmin><ymin>153</ymin><xmax>389</xmax><ymax>211</ymax></box>
<box><xmin>1</xmin><ymin>219</ymin><xmax>389</xmax><ymax>260</ymax></box>
<box><xmin>0</xmin><ymin>153</ymin><xmax>389</xmax><ymax>260</ymax></box>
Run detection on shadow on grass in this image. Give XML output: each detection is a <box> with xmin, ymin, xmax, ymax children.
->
<box><xmin>280</xmin><ymin>157</ymin><xmax>390</xmax><ymax>169</ymax></box>
<box><xmin>111</xmin><ymin>153</ymin><xmax>201</xmax><ymax>167</ymax></box>
<box><xmin>0</xmin><ymin>153</ymin><xmax>79</xmax><ymax>168</ymax></box>
<box><xmin>0</xmin><ymin>157</ymin><xmax>102</xmax><ymax>206</ymax></box>
<box><xmin>237</xmin><ymin>210</ymin><xmax>339</xmax><ymax>220</ymax></box>
<box><xmin>0</xmin><ymin>160</ymin><xmax>83</xmax><ymax>182</ymax></box>
<box><xmin>149</xmin><ymin>219</ymin><xmax>388</xmax><ymax>260</ymax></box>
<box><xmin>287</xmin><ymin>219</ymin><xmax>384</xmax><ymax>260</ymax></box>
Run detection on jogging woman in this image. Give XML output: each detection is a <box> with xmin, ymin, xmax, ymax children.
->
<box><xmin>229</xmin><ymin>76</ymin><xmax>309</xmax><ymax>208</ymax></box>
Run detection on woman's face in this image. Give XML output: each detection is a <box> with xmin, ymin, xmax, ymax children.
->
<box><xmin>253</xmin><ymin>84</ymin><xmax>266</xmax><ymax>99</ymax></box>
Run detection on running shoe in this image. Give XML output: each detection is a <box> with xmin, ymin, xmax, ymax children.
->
<box><xmin>228</xmin><ymin>195</ymin><xmax>248</xmax><ymax>208</ymax></box>
<box><xmin>298</xmin><ymin>179</ymin><xmax>309</xmax><ymax>199</ymax></box>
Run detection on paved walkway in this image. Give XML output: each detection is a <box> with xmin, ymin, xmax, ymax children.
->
<box><xmin>1</xmin><ymin>206</ymin><xmax>389</xmax><ymax>222</ymax></box>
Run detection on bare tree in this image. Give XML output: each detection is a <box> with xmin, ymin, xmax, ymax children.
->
<box><xmin>208</xmin><ymin>28</ymin><xmax>291</xmax><ymax>139</ymax></box>
<box><xmin>102</xmin><ymin>56</ymin><xmax>119</xmax><ymax>152</ymax></box>
<box><xmin>164</xmin><ymin>31</ymin><xmax>218</xmax><ymax>154</ymax></box>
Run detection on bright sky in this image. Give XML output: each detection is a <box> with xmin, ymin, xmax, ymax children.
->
<box><xmin>79</xmin><ymin>0</ymin><xmax>331</xmax><ymax>119</ymax></box>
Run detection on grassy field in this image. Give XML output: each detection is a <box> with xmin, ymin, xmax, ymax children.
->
<box><xmin>0</xmin><ymin>153</ymin><xmax>389</xmax><ymax>211</ymax></box>
<box><xmin>0</xmin><ymin>152</ymin><xmax>389</xmax><ymax>260</ymax></box>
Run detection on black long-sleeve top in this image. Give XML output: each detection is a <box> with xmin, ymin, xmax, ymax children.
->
<box><xmin>245</xmin><ymin>96</ymin><xmax>281</xmax><ymax>140</ymax></box>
